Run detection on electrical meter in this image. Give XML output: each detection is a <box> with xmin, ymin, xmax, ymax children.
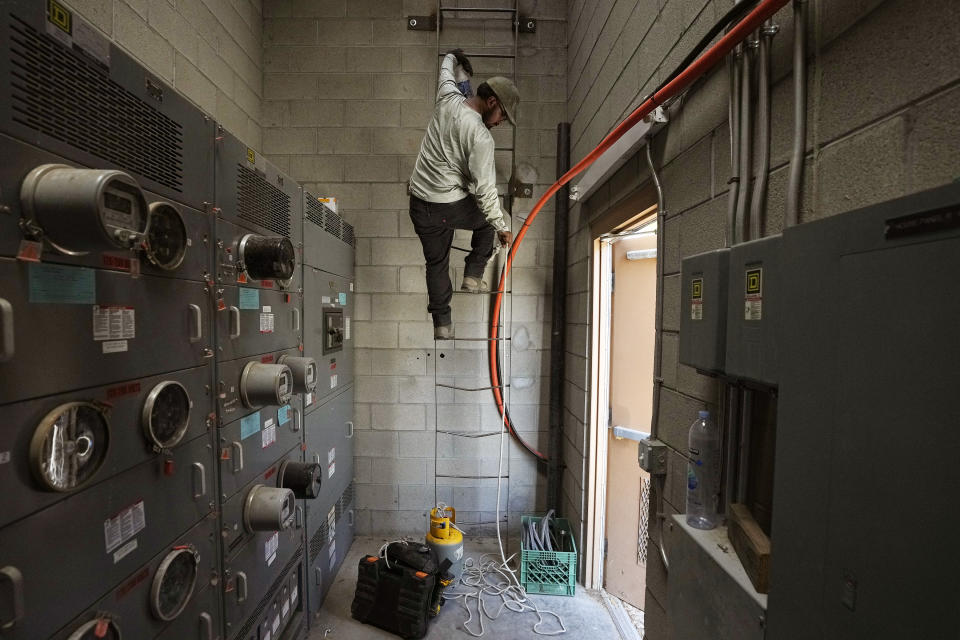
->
<box><xmin>29</xmin><ymin>402</ymin><xmax>109</xmax><ymax>492</ymax></box>
<box><xmin>277</xmin><ymin>355</ymin><xmax>317</xmax><ymax>394</ymax></box>
<box><xmin>143</xmin><ymin>202</ymin><xmax>188</xmax><ymax>270</ymax></box>
<box><xmin>20</xmin><ymin>164</ymin><xmax>148</xmax><ymax>254</ymax></box>
<box><xmin>240</xmin><ymin>362</ymin><xmax>293</xmax><ymax>408</ymax></box>
<box><xmin>66</xmin><ymin>617</ymin><xmax>121</xmax><ymax>640</ymax></box>
<box><xmin>243</xmin><ymin>485</ymin><xmax>296</xmax><ymax>532</ymax></box>
<box><xmin>142</xmin><ymin>381</ymin><xmax>192</xmax><ymax>451</ymax></box>
<box><xmin>150</xmin><ymin>545</ymin><xmax>200</xmax><ymax>621</ymax></box>
<box><xmin>277</xmin><ymin>461</ymin><xmax>322</xmax><ymax>500</ymax></box>
<box><xmin>237</xmin><ymin>234</ymin><xmax>296</xmax><ymax>283</ymax></box>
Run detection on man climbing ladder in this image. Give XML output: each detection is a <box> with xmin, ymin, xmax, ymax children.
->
<box><xmin>408</xmin><ymin>48</ymin><xmax>520</xmax><ymax>339</ymax></box>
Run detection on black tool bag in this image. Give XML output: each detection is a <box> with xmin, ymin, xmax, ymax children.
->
<box><xmin>351</xmin><ymin>541</ymin><xmax>453</xmax><ymax>639</ymax></box>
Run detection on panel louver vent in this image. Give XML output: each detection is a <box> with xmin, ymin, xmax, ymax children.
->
<box><xmin>309</xmin><ymin>521</ymin><xmax>328</xmax><ymax>562</ymax></box>
<box><xmin>324</xmin><ymin>210</ymin><xmax>342</xmax><ymax>238</ymax></box>
<box><xmin>8</xmin><ymin>16</ymin><xmax>184</xmax><ymax>191</ymax></box>
<box><xmin>303</xmin><ymin>194</ymin><xmax>326</xmax><ymax>228</ymax></box>
<box><xmin>237</xmin><ymin>165</ymin><xmax>291</xmax><ymax>236</ymax></box>
<box><xmin>342</xmin><ymin>221</ymin><xmax>356</xmax><ymax>247</ymax></box>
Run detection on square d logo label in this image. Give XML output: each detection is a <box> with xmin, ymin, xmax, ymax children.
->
<box><xmin>48</xmin><ymin>0</ymin><xmax>72</xmax><ymax>34</ymax></box>
<box><xmin>746</xmin><ymin>268</ymin><xmax>762</xmax><ymax>295</ymax></box>
<box><xmin>691</xmin><ymin>277</ymin><xmax>703</xmax><ymax>300</ymax></box>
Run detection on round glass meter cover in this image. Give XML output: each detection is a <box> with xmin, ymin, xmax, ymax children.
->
<box><xmin>30</xmin><ymin>402</ymin><xmax>109</xmax><ymax>492</ymax></box>
<box><xmin>151</xmin><ymin>546</ymin><xmax>199</xmax><ymax>621</ymax></box>
<box><xmin>144</xmin><ymin>202</ymin><xmax>188</xmax><ymax>270</ymax></box>
<box><xmin>143</xmin><ymin>381</ymin><xmax>191</xmax><ymax>450</ymax></box>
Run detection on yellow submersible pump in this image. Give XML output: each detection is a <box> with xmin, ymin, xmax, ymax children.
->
<box><xmin>426</xmin><ymin>505</ymin><xmax>464</xmax><ymax>581</ymax></box>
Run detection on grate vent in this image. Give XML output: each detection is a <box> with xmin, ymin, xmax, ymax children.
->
<box><xmin>303</xmin><ymin>194</ymin><xmax>326</xmax><ymax>228</ymax></box>
<box><xmin>237</xmin><ymin>164</ymin><xmax>291</xmax><ymax>236</ymax></box>
<box><xmin>309</xmin><ymin>520</ymin><xmax>329</xmax><ymax>563</ymax></box>
<box><xmin>342</xmin><ymin>221</ymin><xmax>356</xmax><ymax>247</ymax></box>
<box><xmin>324</xmin><ymin>209</ymin><xmax>342</xmax><ymax>238</ymax></box>
<box><xmin>8</xmin><ymin>15</ymin><xmax>184</xmax><ymax>191</ymax></box>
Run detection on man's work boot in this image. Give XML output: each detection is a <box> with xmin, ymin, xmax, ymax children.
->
<box><xmin>460</xmin><ymin>275</ymin><xmax>490</xmax><ymax>293</ymax></box>
<box><xmin>434</xmin><ymin>324</ymin><xmax>454</xmax><ymax>340</ymax></box>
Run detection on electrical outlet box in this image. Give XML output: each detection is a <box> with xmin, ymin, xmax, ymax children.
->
<box><xmin>638</xmin><ymin>438</ymin><xmax>668</xmax><ymax>475</ymax></box>
<box><xmin>680</xmin><ymin>249</ymin><xmax>730</xmax><ymax>374</ymax></box>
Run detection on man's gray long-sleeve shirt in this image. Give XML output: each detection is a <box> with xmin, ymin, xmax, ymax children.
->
<box><xmin>408</xmin><ymin>54</ymin><xmax>509</xmax><ymax>232</ymax></box>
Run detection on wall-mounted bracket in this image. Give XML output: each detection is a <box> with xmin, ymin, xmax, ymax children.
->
<box><xmin>406</xmin><ymin>15</ymin><xmax>437</xmax><ymax>31</ymax></box>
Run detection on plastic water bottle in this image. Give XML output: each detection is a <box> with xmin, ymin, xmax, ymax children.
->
<box><xmin>686</xmin><ymin>410</ymin><xmax>719</xmax><ymax>529</ymax></box>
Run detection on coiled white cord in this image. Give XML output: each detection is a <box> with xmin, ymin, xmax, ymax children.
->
<box><xmin>443</xmin><ymin>554</ymin><xmax>567</xmax><ymax>637</ymax></box>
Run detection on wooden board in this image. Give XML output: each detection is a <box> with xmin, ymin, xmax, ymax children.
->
<box><xmin>728</xmin><ymin>503</ymin><xmax>772</xmax><ymax>594</ymax></box>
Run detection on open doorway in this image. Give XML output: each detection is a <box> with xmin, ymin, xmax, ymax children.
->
<box><xmin>587</xmin><ymin>210</ymin><xmax>658</xmax><ymax>635</ymax></box>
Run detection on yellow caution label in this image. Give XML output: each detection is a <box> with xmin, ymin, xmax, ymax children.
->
<box><xmin>48</xmin><ymin>0</ymin><xmax>72</xmax><ymax>35</ymax></box>
<box><xmin>691</xmin><ymin>278</ymin><xmax>703</xmax><ymax>301</ymax></box>
<box><xmin>246</xmin><ymin>148</ymin><xmax>256</xmax><ymax>164</ymax></box>
<box><xmin>745</xmin><ymin>268</ymin><xmax>762</xmax><ymax>295</ymax></box>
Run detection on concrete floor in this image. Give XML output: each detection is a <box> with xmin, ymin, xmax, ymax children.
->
<box><xmin>308</xmin><ymin>536</ymin><xmax>621</xmax><ymax>639</ymax></box>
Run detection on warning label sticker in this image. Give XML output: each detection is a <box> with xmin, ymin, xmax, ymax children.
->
<box><xmin>260</xmin><ymin>313</ymin><xmax>275</xmax><ymax>334</ymax></box>
<box><xmin>744</xmin><ymin>267</ymin><xmax>763</xmax><ymax>321</ymax></box>
<box><xmin>327</xmin><ymin>506</ymin><xmax>336</xmax><ymax>544</ymax></box>
<box><xmin>262</xmin><ymin>422</ymin><xmax>277</xmax><ymax>449</ymax></box>
<box><xmin>265</xmin><ymin>531</ymin><xmax>279</xmax><ymax>566</ymax></box>
<box><xmin>291</xmin><ymin>584</ymin><xmax>298</xmax><ymax>606</ymax></box>
<box><xmin>329</xmin><ymin>540</ymin><xmax>337</xmax><ymax>570</ymax></box>
<box><xmin>104</xmin><ymin>500</ymin><xmax>146</xmax><ymax>553</ymax></box>
<box><xmin>93</xmin><ymin>306</ymin><xmax>135</xmax><ymax>341</ymax></box>
<box><xmin>113</xmin><ymin>539</ymin><xmax>138</xmax><ymax>564</ymax></box>
<box><xmin>691</xmin><ymin>277</ymin><xmax>703</xmax><ymax>321</ymax></box>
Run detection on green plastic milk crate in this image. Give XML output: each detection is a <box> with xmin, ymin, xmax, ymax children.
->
<box><xmin>520</xmin><ymin>515</ymin><xmax>577</xmax><ymax>596</ymax></box>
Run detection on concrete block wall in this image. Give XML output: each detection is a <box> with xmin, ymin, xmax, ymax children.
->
<box><xmin>70</xmin><ymin>0</ymin><xmax>264</xmax><ymax>149</ymax></box>
<box><xmin>263</xmin><ymin>0</ymin><xmax>568</xmax><ymax>539</ymax></box>
<box><xmin>565</xmin><ymin>0</ymin><xmax>960</xmax><ymax>636</ymax></box>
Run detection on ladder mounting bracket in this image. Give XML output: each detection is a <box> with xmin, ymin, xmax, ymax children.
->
<box><xmin>407</xmin><ymin>15</ymin><xmax>437</xmax><ymax>31</ymax></box>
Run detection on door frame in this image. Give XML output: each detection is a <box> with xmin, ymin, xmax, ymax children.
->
<box><xmin>583</xmin><ymin>204</ymin><xmax>659</xmax><ymax>590</ymax></box>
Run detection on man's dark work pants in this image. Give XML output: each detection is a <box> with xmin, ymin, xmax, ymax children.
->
<box><xmin>409</xmin><ymin>194</ymin><xmax>495</xmax><ymax>327</ymax></box>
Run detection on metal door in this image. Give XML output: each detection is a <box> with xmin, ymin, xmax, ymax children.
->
<box><xmin>0</xmin><ymin>259</ymin><xmax>214</xmax><ymax>405</ymax></box>
<box><xmin>303</xmin><ymin>389</ymin><xmax>353</xmax><ymax>531</ymax></box>
<box><xmin>0</xmin><ymin>363</ymin><xmax>213</xmax><ymax>529</ymax></box>
<box><xmin>222</xmin><ymin>534</ymin><xmax>303</xmax><ymax>636</ymax></box>
<box><xmin>218</xmin><ymin>400</ymin><xmax>303</xmax><ymax>501</ymax></box>
<box><xmin>303</xmin><ymin>268</ymin><xmax>353</xmax><ymax>409</ymax></box>
<box><xmin>49</xmin><ymin>516</ymin><xmax>219</xmax><ymax>640</ymax></box>
<box><xmin>0</xmin><ymin>2</ymin><xmax>215</xmax><ymax>210</ymax></box>
<box><xmin>0</xmin><ymin>433</ymin><xmax>215</xmax><ymax>640</ymax></box>
<box><xmin>215</xmin><ymin>285</ymin><xmax>301</xmax><ymax>362</ymax></box>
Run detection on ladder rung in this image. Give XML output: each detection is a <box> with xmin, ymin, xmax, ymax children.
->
<box><xmin>435</xmin><ymin>336</ymin><xmax>511</xmax><ymax>342</ymax></box>
<box><xmin>494</xmin><ymin>147</ymin><xmax>514</xmax><ymax>151</ymax></box>
<box><xmin>435</xmin><ymin>383</ymin><xmax>508</xmax><ymax>391</ymax></box>
<box><xmin>451</xmin><ymin>290</ymin><xmax>511</xmax><ymax>295</ymax></box>
<box><xmin>435</xmin><ymin>474</ymin><xmax>509</xmax><ymax>479</ymax></box>
<box><xmin>437</xmin><ymin>430</ymin><xmax>503</xmax><ymax>438</ymax></box>
<box><xmin>451</xmin><ymin>245</ymin><xmax>470</xmax><ymax>252</ymax></box>
<box><xmin>437</xmin><ymin>52</ymin><xmax>516</xmax><ymax>59</ymax></box>
<box><xmin>439</xmin><ymin>7</ymin><xmax>517</xmax><ymax>13</ymax></box>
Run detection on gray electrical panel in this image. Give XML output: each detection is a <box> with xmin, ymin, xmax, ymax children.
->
<box><xmin>303</xmin><ymin>267</ymin><xmax>355</xmax><ymax>408</ymax></box>
<box><xmin>725</xmin><ymin>234</ymin><xmax>781</xmax><ymax>386</ymax></box>
<box><xmin>680</xmin><ymin>248</ymin><xmax>730</xmax><ymax>374</ymax></box>
<box><xmin>0</xmin><ymin>1</ymin><xmax>216</xmax><ymax>211</ymax></box>
<box><xmin>303</xmin><ymin>192</ymin><xmax>355</xmax><ymax>280</ymax></box>
<box><xmin>0</xmin><ymin>5</ymin><xmax>221</xmax><ymax>637</ymax></box>
<box><xmin>767</xmin><ymin>183</ymin><xmax>960</xmax><ymax>640</ymax></box>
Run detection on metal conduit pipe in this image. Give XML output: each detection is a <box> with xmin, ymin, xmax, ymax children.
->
<box><xmin>736</xmin><ymin>37</ymin><xmax>757</xmax><ymax>243</ymax></box>
<box><xmin>750</xmin><ymin>20</ymin><xmax>778</xmax><ymax>237</ymax></box>
<box><xmin>726</xmin><ymin>50</ymin><xmax>742</xmax><ymax>247</ymax></box>
<box><xmin>646</xmin><ymin>140</ymin><xmax>669</xmax><ymax>571</ymax></box>
<box><xmin>786</xmin><ymin>0</ymin><xmax>808</xmax><ymax>227</ymax></box>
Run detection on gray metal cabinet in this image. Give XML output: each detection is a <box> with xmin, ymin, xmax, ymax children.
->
<box><xmin>0</xmin><ymin>134</ymin><xmax>214</xmax><ymax>282</ymax></box>
<box><xmin>218</xmin><ymin>401</ymin><xmax>303</xmax><ymax>502</ymax></box>
<box><xmin>234</xmin><ymin>555</ymin><xmax>306</xmax><ymax>640</ymax></box>
<box><xmin>216</xmin><ymin>218</ymin><xmax>302</xmax><ymax>294</ymax></box>
<box><xmin>214</xmin><ymin>285</ymin><xmax>302</xmax><ymax>362</ymax></box>
<box><xmin>302</xmin><ymin>192</ymin><xmax>354</xmax><ymax>279</ymax></box>
<box><xmin>0</xmin><ymin>364</ymin><xmax>214</xmax><ymax>529</ymax></box>
<box><xmin>303</xmin><ymin>388</ymin><xmax>354</xmax><ymax>534</ymax></box>
<box><xmin>0</xmin><ymin>259</ymin><xmax>214</xmax><ymax>405</ymax></box>
<box><xmin>303</xmin><ymin>268</ymin><xmax>354</xmax><ymax>410</ymax></box>
<box><xmin>0</xmin><ymin>1</ymin><xmax>215</xmax><ymax>210</ymax></box>
<box><xmin>50</xmin><ymin>516</ymin><xmax>220</xmax><ymax>640</ymax></box>
<box><xmin>0</xmin><ymin>432</ymin><xmax>215</xmax><ymax>640</ymax></box>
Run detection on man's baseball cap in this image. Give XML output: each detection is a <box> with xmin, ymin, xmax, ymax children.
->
<box><xmin>485</xmin><ymin>76</ymin><xmax>519</xmax><ymax>126</ymax></box>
